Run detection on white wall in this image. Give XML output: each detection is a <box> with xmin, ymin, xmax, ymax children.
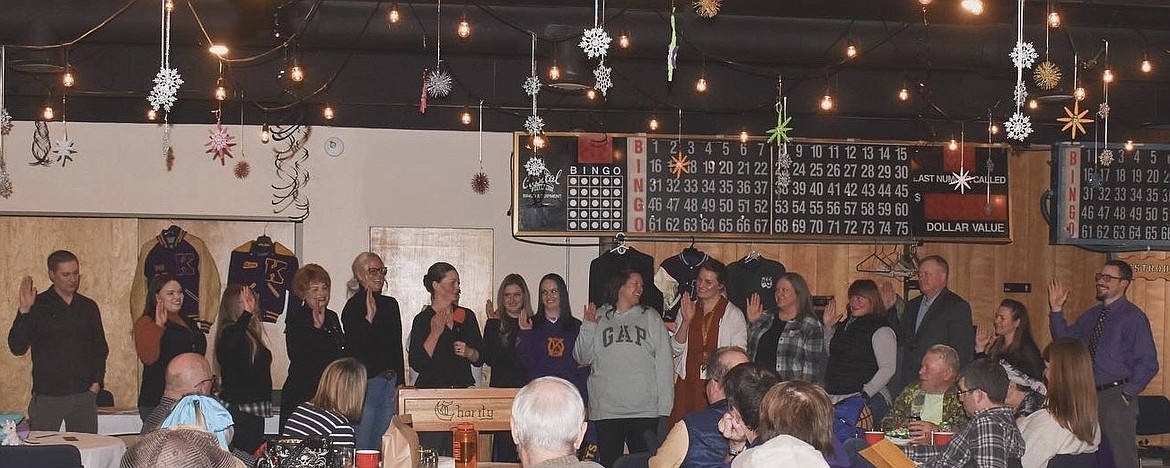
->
<box><xmin>0</xmin><ymin>120</ymin><xmax>595</xmax><ymax>319</ymax></box>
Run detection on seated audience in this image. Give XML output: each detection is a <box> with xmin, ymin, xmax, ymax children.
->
<box><xmin>650</xmin><ymin>346</ymin><xmax>750</xmax><ymax>468</ymax></box>
<box><xmin>1002</xmin><ymin>360</ymin><xmax>1046</xmax><ymax>420</ymax></box>
<box><xmin>908</xmin><ymin>359</ymin><xmax>1025</xmax><ymax>468</ymax></box>
<box><xmin>881</xmin><ymin>344</ymin><xmax>969</xmax><ymax>443</ymax></box>
<box><xmin>1018</xmin><ymin>338</ymin><xmax>1100</xmax><ymax>468</ymax></box>
<box><xmin>282</xmin><ymin>357</ymin><xmax>367</xmax><ymax>448</ymax></box>
<box><xmin>975</xmin><ymin>299</ymin><xmax>1044</xmax><ymax>381</ymax></box>
<box><xmin>141</xmin><ymin>353</ymin><xmax>217</xmax><ymax>435</ymax></box>
<box><xmin>733</xmin><ymin>380</ymin><xmax>835</xmax><ymax>468</ymax></box>
<box><xmin>510</xmin><ymin>376</ymin><xmax>602</xmax><ymax>468</ymax></box>
<box><xmin>718</xmin><ymin>363</ymin><xmax>782</xmax><ymax>462</ymax></box>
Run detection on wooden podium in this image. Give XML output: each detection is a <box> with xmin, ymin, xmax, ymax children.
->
<box><xmin>398</xmin><ymin>387</ymin><xmax>521</xmax><ymax>464</ymax></box>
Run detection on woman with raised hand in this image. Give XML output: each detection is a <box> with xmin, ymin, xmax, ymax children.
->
<box><xmin>134</xmin><ymin>273</ymin><xmax>207</xmax><ymax>420</ymax></box>
<box><xmin>823</xmin><ymin>279</ymin><xmax>898</xmax><ymax>423</ymax></box>
<box><xmin>745</xmin><ymin>272</ymin><xmax>827</xmax><ymax>385</ymax></box>
<box><xmin>975</xmin><ymin>299</ymin><xmax>1044</xmax><ymax>381</ymax></box>
<box><xmin>341</xmin><ymin>252</ymin><xmax>404</xmax><ymax>451</ymax></box>
<box><xmin>215</xmin><ymin>284</ymin><xmax>271</xmax><ymax>455</ymax></box>
<box><xmin>280</xmin><ymin>264</ymin><xmax>348</xmax><ymax>430</ymax></box>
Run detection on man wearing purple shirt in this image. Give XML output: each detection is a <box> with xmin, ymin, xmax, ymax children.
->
<box><xmin>1048</xmin><ymin>259</ymin><xmax>1158</xmax><ymax>468</ymax></box>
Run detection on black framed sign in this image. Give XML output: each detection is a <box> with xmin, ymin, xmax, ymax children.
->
<box><xmin>1052</xmin><ymin>142</ymin><xmax>1170</xmax><ymax>248</ymax></box>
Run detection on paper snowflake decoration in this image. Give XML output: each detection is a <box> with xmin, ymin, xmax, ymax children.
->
<box><xmin>523</xmin><ymin>76</ymin><xmax>541</xmax><ymax>97</ymax></box>
<box><xmin>471</xmin><ymin>171</ymin><xmax>490</xmax><ymax>194</ymax></box>
<box><xmin>594</xmin><ymin>63</ymin><xmax>613</xmax><ymax>96</ymax></box>
<box><xmin>1057</xmin><ymin>101</ymin><xmax>1093</xmax><ymax>139</ymax></box>
<box><xmin>777</xmin><ymin>148</ymin><xmax>792</xmax><ymax>169</ymax></box>
<box><xmin>524</xmin><ymin>115</ymin><xmax>545</xmax><ymax>135</ymax></box>
<box><xmin>579</xmin><ymin>27</ymin><xmax>612</xmax><ymax>59</ymax></box>
<box><xmin>693</xmin><ymin>0</ymin><xmax>721</xmax><ymax>18</ymax></box>
<box><xmin>766</xmin><ymin>110</ymin><xmax>794</xmax><ymax>146</ymax></box>
<box><xmin>234</xmin><ymin>160</ymin><xmax>250</xmax><ymax>179</ymax></box>
<box><xmin>668</xmin><ymin>152</ymin><xmax>691</xmax><ymax>179</ymax></box>
<box><xmin>1013</xmin><ymin>81</ymin><xmax>1028</xmax><ymax>106</ymax></box>
<box><xmin>1097</xmin><ymin>102</ymin><xmax>1110</xmax><ymax>118</ymax></box>
<box><xmin>524</xmin><ymin>156</ymin><xmax>547</xmax><ymax>177</ymax></box>
<box><xmin>0</xmin><ymin>171</ymin><xmax>12</xmax><ymax>199</ymax></box>
<box><xmin>51</xmin><ymin>135</ymin><xmax>77</xmax><ymax>165</ymax></box>
<box><xmin>205</xmin><ymin>123</ymin><xmax>237</xmax><ymax>165</ymax></box>
<box><xmin>949</xmin><ymin>168</ymin><xmax>975</xmax><ymax>194</ymax></box>
<box><xmin>426</xmin><ymin>68</ymin><xmax>453</xmax><ymax>98</ymax></box>
<box><xmin>1005</xmin><ymin>111</ymin><xmax>1032</xmax><ymax>141</ymax></box>
<box><xmin>1099</xmin><ymin>149</ymin><xmax>1115</xmax><ymax>167</ymax></box>
<box><xmin>1010</xmin><ymin>42</ymin><xmax>1038</xmax><ymax>69</ymax></box>
<box><xmin>1033</xmin><ymin>61</ymin><xmax>1061</xmax><ymax>90</ymax></box>
<box><xmin>775</xmin><ymin>170</ymin><xmax>791</xmax><ymax>189</ymax></box>
<box><xmin>148</xmin><ymin>67</ymin><xmax>183</xmax><ymax>112</ymax></box>
<box><xmin>0</xmin><ymin>108</ymin><xmax>11</xmax><ymax>135</ymax></box>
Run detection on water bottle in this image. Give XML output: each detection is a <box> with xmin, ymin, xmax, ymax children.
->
<box><xmin>453</xmin><ymin>422</ymin><xmax>478</xmax><ymax>468</ymax></box>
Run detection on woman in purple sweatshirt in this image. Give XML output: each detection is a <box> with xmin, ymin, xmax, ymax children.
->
<box><xmin>516</xmin><ymin>273</ymin><xmax>589</xmax><ymax>397</ymax></box>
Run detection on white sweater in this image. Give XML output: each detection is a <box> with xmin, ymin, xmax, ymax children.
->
<box><xmin>670</xmin><ymin>300</ymin><xmax>748</xmax><ymax>379</ymax></box>
<box><xmin>1017</xmin><ymin>409</ymin><xmax>1100</xmax><ymax>468</ymax></box>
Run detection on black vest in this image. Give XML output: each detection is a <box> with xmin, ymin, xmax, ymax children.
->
<box><xmin>825</xmin><ymin>314</ymin><xmax>889</xmax><ymax>395</ymax></box>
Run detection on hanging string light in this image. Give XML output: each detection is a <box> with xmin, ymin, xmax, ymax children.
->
<box><xmin>845</xmin><ymin>41</ymin><xmax>858</xmax><ymax>59</ymax></box>
<box><xmin>147</xmin><ymin>108</ymin><xmax>158</xmax><ymax>121</ymax></box>
<box><xmin>260</xmin><ymin>122</ymin><xmax>271</xmax><ymax>144</ymax></box>
<box><xmin>820</xmin><ymin>93</ymin><xmax>834</xmax><ymax>111</ymax></box>
<box><xmin>460</xmin><ymin>107</ymin><xmax>472</xmax><ymax>125</ymax></box>
<box><xmin>323</xmin><ymin>103</ymin><xmax>335</xmax><ymax>121</ymax></box>
<box><xmin>1047</xmin><ymin>10</ymin><xmax>1061</xmax><ymax>28</ymax></box>
<box><xmin>649</xmin><ymin>116</ymin><xmax>659</xmax><ymax>131</ymax></box>
<box><xmin>457</xmin><ymin>19</ymin><xmax>471</xmax><ymax>39</ymax></box>
<box><xmin>618</xmin><ymin>32</ymin><xmax>630</xmax><ymax>49</ymax></box>
<box><xmin>388</xmin><ymin>3</ymin><xmax>401</xmax><ymax>24</ymax></box>
<box><xmin>1141</xmin><ymin>53</ymin><xmax>1152</xmax><ymax>73</ymax></box>
<box><xmin>62</xmin><ymin>67</ymin><xmax>75</xmax><ymax>88</ymax></box>
<box><xmin>739</xmin><ymin>131</ymin><xmax>749</xmax><ymax>143</ymax></box>
<box><xmin>898</xmin><ymin>85</ymin><xmax>910</xmax><ymax>101</ymax></box>
<box><xmin>961</xmin><ymin>0</ymin><xmax>984</xmax><ymax>15</ymax></box>
<box><xmin>695</xmin><ymin>77</ymin><xmax>708</xmax><ymax>93</ymax></box>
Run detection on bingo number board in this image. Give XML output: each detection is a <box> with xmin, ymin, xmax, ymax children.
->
<box><xmin>513</xmin><ymin>132</ymin><xmax>1011</xmax><ymax>242</ymax></box>
<box><xmin>1052</xmin><ymin>143</ymin><xmax>1170</xmax><ymax>248</ymax></box>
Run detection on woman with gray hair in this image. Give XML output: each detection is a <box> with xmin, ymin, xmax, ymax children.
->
<box><xmin>510</xmin><ymin>376</ymin><xmax>601</xmax><ymax>468</ymax></box>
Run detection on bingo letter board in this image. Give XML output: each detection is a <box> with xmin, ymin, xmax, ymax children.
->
<box><xmin>1052</xmin><ymin>143</ymin><xmax>1170</xmax><ymax>248</ymax></box>
<box><xmin>513</xmin><ymin>132</ymin><xmax>1011</xmax><ymax>242</ymax></box>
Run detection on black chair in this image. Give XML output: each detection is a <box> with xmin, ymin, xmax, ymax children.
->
<box><xmin>0</xmin><ymin>444</ymin><xmax>83</xmax><ymax>467</ymax></box>
<box><xmin>612</xmin><ymin>452</ymin><xmax>651</xmax><ymax>468</ymax></box>
<box><xmin>1049</xmin><ymin>453</ymin><xmax>1098</xmax><ymax>468</ymax></box>
<box><xmin>96</xmin><ymin>389</ymin><xmax>115</xmax><ymax>407</ymax></box>
<box><xmin>1137</xmin><ymin>395</ymin><xmax>1170</xmax><ymax>436</ymax></box>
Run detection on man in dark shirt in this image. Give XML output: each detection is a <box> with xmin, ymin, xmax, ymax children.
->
<box><xmin>8</xmin><ymin>250</ymin><xmax>109</xmax><ymax>432</ymax></box>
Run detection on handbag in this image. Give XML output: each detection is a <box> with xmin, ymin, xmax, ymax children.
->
<box><xmin>256</xmin><ymin>437</ymin><xmax>335</xmax><ymax>468</ymax></box>
<box><xmin>832</xmin><ymin>394</ymin><xmax>867</xmax><ymax>442</ymax></box>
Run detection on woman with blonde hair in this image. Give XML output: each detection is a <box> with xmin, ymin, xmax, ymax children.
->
<box><xmin>341</xmin><ymin>251</ymin><xmax>404</xmax><ymax>450</ymax></box>
<box><xmin>214</xmin><ymin>284</ymin><xmax>271</xmax><ymax>454</ymax></box>
<box><xmin>734</xmin><ymin>380</ymin><xmax>833</xmax><ymax>467</ymax></box>
<box><xmin>482</xmin><ymin>273</ymin><xmax>533</xmax><ymax>462</ymax></box>
<box><xmin>282</xmin><ymin>357</ymin><xmax>368</xmax><ymax>448</ymax></box>
<box><xmin>1017</xmin><ymin>338</ymin><xmax>1099</xmax><ymax>468</ymax></box>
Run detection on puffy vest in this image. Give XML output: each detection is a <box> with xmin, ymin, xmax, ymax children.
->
<box><xmin>683</xmin><ymin>400</ymin><xmax>730</xmax><ymax>468</ymax></box>
<box><xmin>825</xmin><ymin>315</ymin><xmax>889</xmax><ymax>395</ymax></box>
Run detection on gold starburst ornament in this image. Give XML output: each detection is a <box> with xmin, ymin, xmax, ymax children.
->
<box><xmin>1057</xmin><ymin>101</ymin><xmax>1094</xmax><ymax>140</ymax></box>
<box><xmin>694</xmin><ymin>0</ymin><xmax>721</xmax><ymax>18</ymax></box>
<box><xmin>1033</xmin><ymin>61</ymin><xmax>1061</xmax><ymax>90</ymax></box>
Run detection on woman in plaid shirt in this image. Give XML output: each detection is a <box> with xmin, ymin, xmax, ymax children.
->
<box><xmin>745</xmin><ymin>272</ymin><xmax>827</xmax><ymax>385</ymax></box>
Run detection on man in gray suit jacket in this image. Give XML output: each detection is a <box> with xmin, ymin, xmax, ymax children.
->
<box><xmin>886</xmin><ymin>255</ymin><xmax>974</xmax><ymax>393</ymax></box>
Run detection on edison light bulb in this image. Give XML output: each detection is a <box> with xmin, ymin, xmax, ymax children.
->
<box><xmin>43</xmin><ymin>106</ymin><xmax>54</xmax><ymax>120</ymax></box>
<box><xmin>898</xmin><ymin>87</ymin><xmax>909</xmax><ymax>101</ymax></box>
<box><xmin>1141</xmin><ymin>56</ymin><xmax>1153</xmax><ymax>73</ymax></box>
<box><xmin>388</xmin><ymin>4</ymin><xmax>400</xmax><ymax>23</ymax></box>
<box><xmin>457</xmin><ymin>20</ymin><xmax>471</xmax><ymax>39</ymax></box>
<box><xmin>460</xmin><ymin>109</ymin><xmax>472</xmax><ymax>125</ymax></box>
<box><xmin>618</xmin><ymin>33</ymin><xmax>630</xmax><ymax>49</ymax></box>
<box><xmin>1028</xmin><ymin>99</ymin><xmax>1039</xmax><ymax>109</ymax></box>
<box><xmin>820</xmin><ymin>94</ymin><xmax>834</xmax><ymax>111</ymax></box>
<box><xmin>147</xmin><ymin>108</ymin><xmax>158</xmax><ymax>121</ymax></box>
<box><xmin>845</xmin><ymin>44</ymin><xmax>858</xmax><ymax>58</ymax></box>
<box><xmin>532</xmin><ymin>134</ymin><xmax>547</xmax><ymax>149</ymax></box>
<box><xmin>948</xmin><ymin>139</ymin><xmax>958</xmax><ymax>151</ymax></box>
<box><xmin>290</xmin><ymin>65</ymin><xmax>304</xmax><ymax>83</ymax></box>
<box><xmin>323</xmin><ymin>105</ymin><xmax>335</xmax><ymax>121</ymax></box>
<box><xmin>961</xmin><ymin>0</ymin><xmax>983</xmax><ymax>15</ymax></box>
<box><xmin>1047</xmin><ymin>11</ymin><xmax>1061</xmax><ymax>28</ymax></box>
<box><xmin>1074</xmin><ymin>86</ymin><xmax>1086</xmax><ymax>101</ymax></box>
<box><xmin>1103</xmin><ymin>68</ymin><xmax>1114</xmax><ymax>83</ymax></box>
<box><xmin>739</xmin><ymin>131</ymin><xmax>749</xmax><ymax>143</ymax></box>
<box><xmin>696</xmin><ymin>77</ymin><xmax>708</xmax><ymax>93</ymax></box>
<box><xmin>1125</xmin><ymin>140</ymin><xmax>1135</xmax><ymax>152</ymax></box>
<box><xmin>215</xmin><ymin>84</ymin><xmax>227</xmax><ymax>101</ymax></box>
<box><xmin>62</xmin><ymin>70</ymin><xmax>75</xmax><ymax>88</ymax></box>
<box><xmin>260</xmin><ymin>124</ymin><xmax>271</xmax><ymax>144</ymax></box>
<box><xmin>649</xmin><ymin>117</ymin><xmax>659</xmax><ymax>131</ymax></box>
<box><xmin>990</xmin><ymin>123</ymin><xmax>1000</xmax><ymax>135</ymax></box>
<box><xmin>548</xmin><ymin>65</ymin><xmax>561</xmax><ymax>81</ymax></box>
<box><xmin>586</xmin><ymin>89</ymin><xmax>597</xmax><ymax>100</ymax></box>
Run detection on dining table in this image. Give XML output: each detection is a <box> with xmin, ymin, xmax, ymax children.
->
<box><xmin>25</xmin><ymin>430</ymin><xmax>127</xmax><ymax>468</ymax></box>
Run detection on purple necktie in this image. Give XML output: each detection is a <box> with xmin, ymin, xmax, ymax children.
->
<box><xmin>1089</xmin><ymin>308</ymin><xmax>1109</xmax><ymax>360</ymax></box>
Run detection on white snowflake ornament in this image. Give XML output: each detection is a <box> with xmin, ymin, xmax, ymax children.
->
<box><xmin>594</xmin><ymin>63</ymin><xmax>613</xmax><ymax>96</ymax></box>
<box><xmin>523</xmin><ymin>76</ymin><xmax>541</xmax><ymax>97</ymax></box>
<box><xmin>426</xmin><ymin>68</ymin><xmax>453</xmax><ymax>98</ymax></box>
<box><xmin>1097</xmin><ymin>102</ymin><xmax>1110</xmax><ymax>118</ymax></box>
<box><xmin>775</xmin><ymin>170</ymin><xmax>791</xmax><ymax>189</ymax></box>
<box><xmin>1010</xmin><ymin>42</ymin><xmax>1038</xmax><ymax>69</ymax></box>
<box><xmin>1014</xmin><ymin>82</ymin><xmax>1028</xmax><ymax>106</ymax></box>
<box><xmin>524</xmin><ymin>156</ymin><xmax>547</xmax><ymax>177</ymax></box>
<box><xmin>205</xmin><ymin>123</ymin><xmax>237</xmax><ymax>165</ymax></box>
<box><xmin>51</xmin><ymin>135</ymin><xmax>77</xmax><ymax>166</ymax></box>
<box><xmin>1005</xmin><ymin>111</ymin><xmax>1033</xmax><ymax>141</ymax></box>
<box><xmin>524</xmin><ymin>115</ymin><xmax>545</xmax><ymax>135</ymax></box>
<box><xmin>579</xmin><ymin>27</ymin><xmax>612</xmax><ymax>59</ymax></box>
<box><xmin>0</xmin><ymin>108</ymin><xmax>11</xmax><ymax>135</ymax></box>
<box><xmin>777</xmin><ymin>148</ymin><xmax>792</xmax><ymax>169</ymax></box>
<box><xmin>1099</xmin><ymin>149</ymin><xmax>1115</xmax><ymax>167</ymax></box>
<box><xmin>949</xmin><ymin>168</ymin><xmax>975</xmax><ymax>194</ymax></box>
<box><xmin>148</xmin><ymin>67</ymin><xmax>183</xmax><ymax>112</ymax></box>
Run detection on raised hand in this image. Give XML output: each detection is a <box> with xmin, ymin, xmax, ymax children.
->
<box><xmin>975</xmin><ymin>326</ymin><xmax>993</xmax><ymax>353</ymax></box>
<box><xmin>154</xmin><ymin>300</ymin><xmax>168</xmax><ymax>328</ymax></box>
<box><xmin>430</xmin><ymin>308</ymin><xmax>449</xmax><ymax>335</ymax></box>
<box><xmin>822</xmin><ymin>297</ymin><xmax>842</xmax><ymax>328</ymax></box>
<box><xmin>241</xmin><ymin>286</ymin><xmax>258</xmax><ymax>313</ymax></box>
<box><xmin>746</xmin><ymin>293</ymin><xmax>764</xmax><ymax>324</ymax></box>
<box><xmin>879</xmin><ymin>281</ymin><xmax>898</xmax><ymax>310</ymax></box>
<box><xmin>679</xmin><ymin>292</ymin><xmax>696</xmax><ymax>323</ymax></box>
<box><xmin>17</xmin><ymin>276</ymin><xmax>35</xmax><ymax>314</ymax></box>
<box><xmin>485</xmin><ymin>299</ymin><xmax>499</xmax><ymax>320</ymax></box>
<box><xmin>518</xmin><ymin>310</ymin><xmax>533</xmax><ymax>330</ymax></box>
<box><xmin>1048</xmin><ymin>278</ymin><xmax>1069</xmax><ymax>311</ymax></box>
<box><xmin>584</xmin><ymin>302</ymin><xmax>599</xmax><ymax>323</ymax></box>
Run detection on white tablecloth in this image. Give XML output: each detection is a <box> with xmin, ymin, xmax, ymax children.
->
<box><xmin>28</xmin><ymin>431</ymin><xmax>126</xmax><ymax>468</ymax></box>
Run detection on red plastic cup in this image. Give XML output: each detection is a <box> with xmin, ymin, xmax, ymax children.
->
<box><xmin>932</xmin><ymin>431</ymin><xmax>954</xmax><ymax>446</ymax></box>
<box><xmin>864</xmin><ymin>431</ymin><xmax>885</xmax><ymax>445</ymax></box>
<box><xmin>356</xmin><ymin>449</ymin><xmax>380</xmax><ymax>468</ymax></box>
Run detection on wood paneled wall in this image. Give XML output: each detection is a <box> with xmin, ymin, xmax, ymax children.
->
<box><xmin>629</xmin><ymin>149</ymin><xmax>1162</xmax><ymax>402</ymax></box>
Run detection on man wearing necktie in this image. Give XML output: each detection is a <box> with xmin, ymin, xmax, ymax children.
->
<box><xmin>886</xmin><ymin>255</ymin><xmax>975</xmax><ymax>394</ymax></box>
<box><xmin>1049</xmin><ymin>260</ymin><xmax>1158</xmax><ymax>468</ymax></box>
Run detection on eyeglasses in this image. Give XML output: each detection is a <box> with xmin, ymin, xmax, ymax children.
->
<box><xmin>195</xmin><ymin>375</ymin><xmax>220</xmax><ymax>393</ymax></box>
<box><xmin>368</xmin><ymin>267</ymin><xmax>389</xmax><ymax>276</ymax></box>
<box><xmin>1095</xmin><ymin>273</ymin><xmax>1129</xmax><ymax>282</ymax></box>
<box><xmin>956</xmin><ymin>386</ymin><xmax>980</xmax><ymax>397</ymax></box>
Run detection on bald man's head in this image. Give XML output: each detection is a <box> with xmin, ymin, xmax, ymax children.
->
<box><xmin>163</xmin><ymin>353</ymin><xmax>214</xmax><ymax>398</ymax></box>
<box><xmin>706</xmin><ymin>346</ymin><xmax>750</xmax><ymax>402</ymax></box>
